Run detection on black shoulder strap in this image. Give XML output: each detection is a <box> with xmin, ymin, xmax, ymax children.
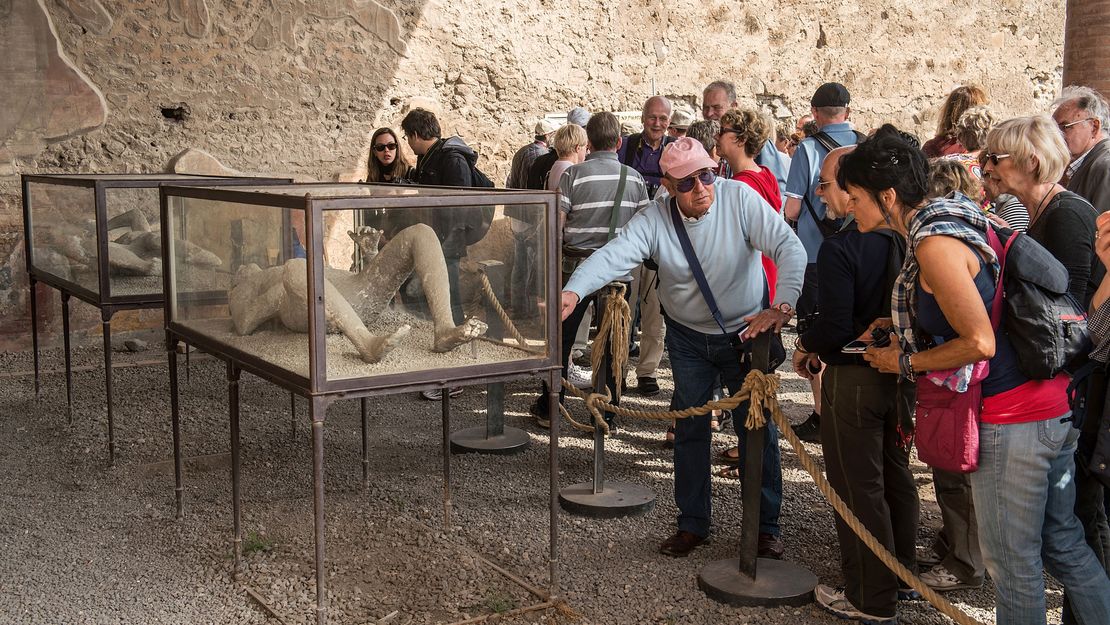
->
<box><xmin>812</xmin><ymin>131</ymin><xmax>841</xmax><ymax>153</ymax></box>
<box><xmin>668</xmin><ymin>199</ymin><xmax>731</xmax><ymax>335</ymax></box>
<box><xmin>803</xmin><ymin>194</ymin><xmax>840</xmax><ymax>238</ymax></box>
<box><xmin>620</xmin><ymin>134</ymin><xmax>641</xmax><ymax>167</ymax></box>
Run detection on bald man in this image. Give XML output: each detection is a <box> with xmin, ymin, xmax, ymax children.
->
<box><xmin>618</xmin><ymin>95</ymin><xmax>674</xmax><ymax>198</ymax></box>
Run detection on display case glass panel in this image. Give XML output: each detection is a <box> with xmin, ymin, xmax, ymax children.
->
<box><xmin>22</xmin><ymin>174</ymin><xmax>291</xmax><ymax>304</ymax></box>
<box><xmin>164</xmin><ymin>184</ymin><xmax>556</xmax><ymax>391</ymax></box>
<box><xmin>26</xmin><ymin>180</ymin><xmax>100</xmax><ymax>296</ymax></box>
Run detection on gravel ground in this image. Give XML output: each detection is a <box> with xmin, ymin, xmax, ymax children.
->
<box><xmin>0</xmin><ymin>328</ymin><xmax>1062</xmax><ymax>624</ymax></box>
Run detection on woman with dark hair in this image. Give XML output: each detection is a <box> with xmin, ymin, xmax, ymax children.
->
<box><xmin>844</xmin><ymin>126</ymin><xmax>1110</xmax><ymax>625</ymax></box>
<box><xmin>922</xmin><ymin>85</ymin><xmax>988</xmax><ymax>158</ymax></box>
<box><xmin>793</xmin><ymin>136</ymin><xmax>918</xmax><ymax>625</ymax></box>
<box><xmin>366</xmin><ymin>127</ymin><xmax>414</xmax><ymax>183</ymax></box>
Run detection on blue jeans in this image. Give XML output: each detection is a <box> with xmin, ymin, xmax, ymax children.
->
<box><xmin>970</xmin><ymin>415</ymin><xmax>1110</xmax><ymax>625</ymax></box>
<box><xmin>665</xmin><ymin>317</ymin><xmax>782</xmax><ymax>538</ymax></box>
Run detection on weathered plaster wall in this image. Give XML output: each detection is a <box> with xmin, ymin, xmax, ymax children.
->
<box><xmin>0</xmin><ymin>0</ymin><xmax>1066</xmax><ymax>347</ymax></box>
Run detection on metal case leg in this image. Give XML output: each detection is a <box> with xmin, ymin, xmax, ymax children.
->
<box><xmin>61</xmin><ymin>293</ymin><xmax>73</xmax><ymax>423</ymax></box>
<box><xmin>102</xmin><ymin>313</ymin><xmax>115</xmax><ymax>464</ymax></box>
<box><xmin>29</xmin><ymin>277</ymin><xmax>40</xmax><ymax>398</ymax></box>
<box><xmin>229</xmin><ymin>363</ymin><xmax>242</xmax><ymax>580</ymax></box>
<box><xmin>168</xmin><ymin>334</ymin><xmax>184</xmax><ymax>519</ymax></box>
<box><xmin>310</xmin><ymin>397</ymin><xmax>328</xmax><ymax>625</ymax></box>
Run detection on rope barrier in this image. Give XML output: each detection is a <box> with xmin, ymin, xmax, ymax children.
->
<box><xmin>476</xmin><ymin>270</ymin><xmax>531</xmax><ymax>350</ymax></box>
<box><xmin>475</xmin><ymin>265</ymin><xmax>984</xmax><ymax>624</ymax></box>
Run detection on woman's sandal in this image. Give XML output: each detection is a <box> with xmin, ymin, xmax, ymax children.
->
<box><xmin>716</xmin><ymin>446</ymin><xmax>740</xmax><ymax>465</ymax></box>
<box><xmin>710</xmin><ymin>409</ymin><xmax>733</xmax><ymax>432</ymax></box>
<box><xmin>716</xmin><ymin>465</ymin><xmax>741</xmax><ymax>479</ymax></box>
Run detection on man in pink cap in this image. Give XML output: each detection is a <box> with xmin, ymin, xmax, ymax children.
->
<box><xmin>561</xmin><ymin>138</ymin><xmax>806</xmax><ymax>558</ymax></box>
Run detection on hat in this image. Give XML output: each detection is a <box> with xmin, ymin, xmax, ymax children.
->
<box><xmin>811</xmin><ymin>82</ymin><xmax>851</xmax><ymax>108</ymax></box>
<box><xmin>567</xmin><ymin>107</ymin><xmax>591</xmax><ymax>126</ymax></box>
<box><xmin>535</xmin><ymin>118</ymin><xmax>559</xmax><ymax>136</ymax></box>
<box><xmin>660</xmin><ymin>137</ymin><xmax>720</xmax><ymax>179</ymax></box>
<box><xmin>669</xmin><ymin>106</ymin><xmax>696</xmax><ymax>130</ymax></box>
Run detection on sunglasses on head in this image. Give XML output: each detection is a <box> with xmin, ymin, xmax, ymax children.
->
<box><xmin>373</xmin><ymin>142</ymin><xmax>398</xmax><ymax>152</ymax></box>
<box><xmin>674</xmin><ymin>169</ymin><xmax>716</xmax><ymax>193</ymax></box>
<box><xmin>982</xmin><ymin>152</ymin><xmax>1010</xmax><ymax>166</ymax></box>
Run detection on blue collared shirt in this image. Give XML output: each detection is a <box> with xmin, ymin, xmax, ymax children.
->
<box><xmin>785</xmin><ymin>122</ymin><xmax>860</xmax><ymax>262</ymax></box>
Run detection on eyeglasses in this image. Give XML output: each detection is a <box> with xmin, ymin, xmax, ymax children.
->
<box><xmin>718</xmin><ymin>128</ymin><xmax>741</xmax><ymax>138</ymax></box>
<box><xmin>982</xmin><ymin>152</ymin><xmax>1011</xmax><ymax>166</ymax></box>
<box><xmin>816</xmin><ymin>179</ymin><xmax>833</xmax><ymax>189</ymax></box>
<box><xmin>1058</xmin><ymin>118</ymin><xmax>1095</xmax><ymax>132</ymax></box>
<box><xmin>674</xmin><ymin>169</ymin><xmax>716</xmax><ymax>193</ymax></box>
<box><xmin>373</xmin><ymin>143</ymin><xmax>398</xmax><ymax>152</ymax></box>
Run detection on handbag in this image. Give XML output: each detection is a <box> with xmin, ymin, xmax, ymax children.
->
<box><xmin>914</xmin><ymin>362</ymin><xmax>989</xmax><ymax>473</ymax></box>
<box><xmin>911</xmin><ymin>233</ymin><xmax>1006</xmax><ymax>473</ymax></box>
<box><xmin>667</xmin><ymin>199</ymin><xmax>785</xmax><ymax>372</ymax></box>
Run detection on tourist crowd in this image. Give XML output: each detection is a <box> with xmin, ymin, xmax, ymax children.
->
<box><xmin>363</xmin><ymin>81</ymin><xmax>1110</xmax><ymax>625</ymax></box>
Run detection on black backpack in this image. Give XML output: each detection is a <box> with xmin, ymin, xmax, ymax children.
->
<box><xmin>804</xmin><ymin>130</ymin><xmax>867</xmax><ymax>238</ymax></box>
<box><xmin>985</xmin><ymin>224</ymin><xmax>1090</xmax><ymax>379</ymax></box>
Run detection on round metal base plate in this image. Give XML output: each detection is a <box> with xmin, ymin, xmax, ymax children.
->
<box><xmin>450</xmin><ymin>426</ymin><xmax>530</xmax><ymax>455</ymax></box>
<box><xmin>698</xmin><ymin>558</ymin><xmax>817</xmax><ymax>607</ymax></box>
<box><xmin>558</xmin><ymin>481</ymin><xmax>656</xmax><ymax>518</ymax></box>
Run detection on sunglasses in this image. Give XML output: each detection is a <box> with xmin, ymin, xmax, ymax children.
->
<box><xmin>674</xmin><ymin>169</ymin><xmax>716</xmax><ymax>193</ymax></box>
<box><xmin>373</xmin><ymin>142</ymin><xmax>398</xmax><ymax>152</ymax></box>
<box><xmin>982</xmin><ymin>152</ymin><xmax>1011</xmax><ymax>166</ymax></box>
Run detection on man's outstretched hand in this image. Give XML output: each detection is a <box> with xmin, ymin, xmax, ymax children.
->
<box><xmin>560</xmin><ymin>291</ymin><xmax>580</xmax><ymax>321</ymax></box>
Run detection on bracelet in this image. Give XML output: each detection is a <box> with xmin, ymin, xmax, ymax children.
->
<box><xmin>899</xmin><ymin>352</ymin><xmax>918</xmax><ymax>381</ymax></box>
<box><xmin>794</xmin><ymin>336</ymin><xmax>808</xmax><ymax>354</ymax></box>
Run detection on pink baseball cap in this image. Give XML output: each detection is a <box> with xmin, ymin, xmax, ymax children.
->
<box><xmin>660</xmin><ymin>137</ymin><xmax>720</xmax><ymax>179</ymax></box>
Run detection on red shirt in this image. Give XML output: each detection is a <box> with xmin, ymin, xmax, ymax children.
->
<box><xmin>981</xmin><ymin>375</ymin><xmax>1071</xmax><ymax>425</ymax></box>
<box><xmin>733</xmin><ymin>166</ymin><xmax>782</xmax><ymax>303</ymax></box>
<box><xmin>922</xmin><ymin>134</ymin><xmax>966</xmax><ymax>158</ymax></box>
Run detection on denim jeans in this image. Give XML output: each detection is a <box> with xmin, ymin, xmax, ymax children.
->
<box><xmin>665</xmin><ymin>317</ymin><xmax>782</xmax><ymax>538</ymax></box>
<box><xmin>970</xmin><ymin>415</ymin><xmax>1110</xmax><ymax>625</ymax></box>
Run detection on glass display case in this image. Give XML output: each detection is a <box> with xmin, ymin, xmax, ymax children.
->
<box><xmin>22</xmin><ymin>174</ymin><xmax>291</xmax><ymax>305</ymax></box>
<box><xmin>161</xmin><ymin>182</ymin><xmax>559</xmax><ymax>395</ymax></box>
<box><xmin>20</xmin><ymin>173</ymin><xmax>291</xmax><ymax>464</ymax></box>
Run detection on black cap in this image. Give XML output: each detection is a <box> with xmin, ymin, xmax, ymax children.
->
<box><xmin>811</xmin><ymin>82</ymin><xmax>851</xmax><ymax>108</ymax></box>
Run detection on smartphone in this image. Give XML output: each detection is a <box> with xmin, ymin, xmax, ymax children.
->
<box><xmin>841</xmin><ymin>340</ymin><xmax>871</xmax><ymax>354</ymax></box>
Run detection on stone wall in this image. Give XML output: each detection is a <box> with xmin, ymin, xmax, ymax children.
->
<box><xmin>0</xmin><ymin>0</ymin><xmax>1066</xmax><ymax>348</ymax></box>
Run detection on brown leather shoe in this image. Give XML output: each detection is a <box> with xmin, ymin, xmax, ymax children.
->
<box><xmin>659</xmin><ymin>530</ymin><xmax>707</xmax><ymax>557</ymax></box>
<box><xmin>758</xmin><ymin>532</ymin><xmax>784</xmax><ymax>559</ymax></box>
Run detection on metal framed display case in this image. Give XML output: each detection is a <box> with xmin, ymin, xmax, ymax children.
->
<box><xmin>160</xmin><ymin>182</ymin><xmax>562</xmax><ymax>625</ymax></box>
<box><xmin>21</xmin><ymin>173</ymin><xmax>291</xmax><ymax>463</ymax></box>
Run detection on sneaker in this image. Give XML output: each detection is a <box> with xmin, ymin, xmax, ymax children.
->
<box><xmin>814</xmin><ymin>584</ymin><xmax>897</xmax><ymax>625</ymax></box>
<box><xmin>420</xmin><ymin>387</ymin><xmax>463</xmax><ymax>401</ymax></box>
<box><xmin>791</xmin><ymin>411</ymin><xmax>821</xmax><ymax>443</ymax></box>
<box><xmin>919</xmin><ymin>564</ymin><xmax>982</xmax><ymax>591</ymax></box>
<box><xmin>567</xmin><ymin>363</ymin><xmax>594</xmax><ymax>389</ymax></box>
<box><xmin>897</xmin><ymin>587</ymin><xmax>922</xmax><ymax>601</ymax></box>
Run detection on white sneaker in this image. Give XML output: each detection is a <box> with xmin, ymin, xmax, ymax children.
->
<box><xmin>919</xmin><ymin>564</ymin><xmax>982</xmax><ymax>591</ymax></box>
<box><xmin>567</xmin><ymin>363</ymin><xmax>594</xmax><ymax>389</ymax></box>
<box><xmin>814</xmin><ymin>584</ymin><xmax>897</xmax><ymax>624</ymax></box>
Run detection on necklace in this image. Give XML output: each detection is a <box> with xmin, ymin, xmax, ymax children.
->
<box><xmin>1027</xmin><ymin>184</ymin><xmax>1058</xmax><ymax>229</ymax></box>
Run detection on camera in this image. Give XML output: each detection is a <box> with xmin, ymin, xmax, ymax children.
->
<box><xmin>870</xmin><ymin>327</ymin><xmax>893</xmax><ymax>348</ymax></box>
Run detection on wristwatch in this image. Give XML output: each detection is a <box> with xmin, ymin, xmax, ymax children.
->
<box><xmin>774</xmin><ymin>302</ymin><xmax>794</xmax><ymax>318</ymax></box>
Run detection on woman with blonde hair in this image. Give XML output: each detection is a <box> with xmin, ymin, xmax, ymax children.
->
<box><xmin>923</xmin><ymin>85</ymin><xmax>989</xmax><ymax>158</ymax></box>
<box><xmin>982</xmin><ymin>115</ymin><xmax>1102</xmax><ymax>305</ymax></box>
<box><xmin>843</xmin><ymin>129</ymin><xmax>1110</xmax><ymax>625</ymax></box>
<box><xmin>366</xmin><ymin>127</ymin><xmax>414</xmax><ymax>183</ymax></box>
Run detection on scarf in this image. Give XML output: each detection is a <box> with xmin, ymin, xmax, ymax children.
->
<box><xmin>892</xmin><ymin>193</ymin><xmax>999</xmax><ymax>390</ymax></box>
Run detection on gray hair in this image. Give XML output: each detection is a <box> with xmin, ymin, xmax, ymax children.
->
<box><xmin>703</xmin><ymin>80</ymin><xmax>737</xmax><ymax>103</ymax></box>
<box><xmin>954</xmin><ymin>105</ymin><xmax>997</xmax><ymax>152</ymax></box>
<box><xmin>1054</xmin><ymin>85</ymin><xmax>1110</xmax><ymax>137</ymax></box>
<box><xmin>687</xmin><ymin>120</ymin><xmax>720</xmax><ymax>155</ymax></box>
<box><xmin>567</xmin><ymin>107</ymin><xmax>591</xmax><ymax>126</ymax></box>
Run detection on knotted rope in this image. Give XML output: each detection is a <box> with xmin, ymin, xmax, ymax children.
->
<box><xmin>476</xmin><ymin>266</ymin><xmax>984</xmax><ymax>625</ymax></box>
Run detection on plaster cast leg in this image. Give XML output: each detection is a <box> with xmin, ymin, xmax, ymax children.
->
<box><xmin>354</xmin><ymin>224</ymin><xmax>486</xmax><ymax>352</ymax></box>
<box><xmin>106</xmin><ymin>208</ymin><xmax>152</xmax><ymax>233</ymax></box>
<box><xmin>229</xmin><ymin>264</ymin><xmax>286</xmax><ymax>335</ymax></box>
<box><xmin>280</xmin><ymin>259</ymin><xmax>410</xmax><ymax>364</ymax></box>
<box><xmin>107</xmin><ymin>241</ymin><xmax>161</xmax><ymax>276</ymax></box>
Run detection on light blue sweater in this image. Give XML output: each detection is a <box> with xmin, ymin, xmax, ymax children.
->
<box><xmin>564</xmin><ymin>178</ymin><xmax>807</xmax><ymax>335</ymax></box>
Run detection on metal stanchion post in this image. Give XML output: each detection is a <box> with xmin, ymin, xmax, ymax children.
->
<box><xmin>697</xmin><ymin>333</ymin><xmax>817</xmax><ymax>606</ymax></box>
<box><xmin>451</xmin><ymin>261</ymin><xmax>529</xmax><ymax>454</ymax></box>
<box><xmin>61</xmin><ymin>292</ymin><xmax>73</xmax><ymax>423</ymax></box>
<box><xmin>558</xmin><ymin>284</ymin><xmax>655</xmax><ymax>518</ymax></box>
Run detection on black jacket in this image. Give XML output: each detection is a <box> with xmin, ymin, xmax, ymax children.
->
<box><xmin>393</xmin><ymin>137</ymin><xmax>484</xmax><ymax>257</ymax></box>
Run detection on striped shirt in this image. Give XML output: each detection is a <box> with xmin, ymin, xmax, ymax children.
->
<box><xmin>558</xmin><ymin>151</ymin><xmax>651</xmax><ymax>251</ymax></box>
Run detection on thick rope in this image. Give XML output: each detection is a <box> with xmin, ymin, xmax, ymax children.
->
<box><xmin>476</xmin><ymin>270</ymin><xmax>530</xmax><ymax>349</ymax></box>
<box><xmin>473</xmin><ymin>268</ymin><xmax>983</xmax><ymax>625</ymax></box>
<box><xmin>588</xmin><ymin>283</ymin><xmax>631</xmax><ymax>403</ymax></box>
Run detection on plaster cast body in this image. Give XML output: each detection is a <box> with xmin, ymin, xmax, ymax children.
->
<box><xmin>228</xmin><ymin>223</ymin><xmax>486</xmax><ymax>363</ymax></box>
